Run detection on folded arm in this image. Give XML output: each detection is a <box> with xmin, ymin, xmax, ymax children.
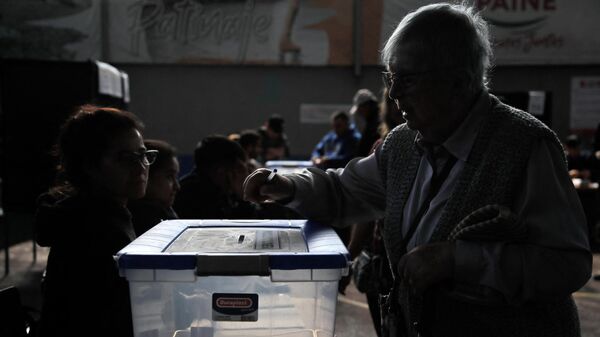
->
<box><xmin>453</xmin><ymin>138</ymin><xmax>592</xmax><ymax>304</ymax></box>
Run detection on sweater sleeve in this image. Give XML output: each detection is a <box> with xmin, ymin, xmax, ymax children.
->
<box><xmin>453</xmin><ymin>138</ymin><xmax>592</xmax><ymax>304</ymax></box>
<box><xmin>285</xmin><ymin>153</ymin><xmax>386</xmax><ymax>227</ymax></box>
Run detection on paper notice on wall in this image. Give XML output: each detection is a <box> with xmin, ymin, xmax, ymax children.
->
<box><xmin>528</xmin><ymin>91</ymin><xmax>545</xmax><ymax>116</ymax></box>
<box><xmin>96</xmin><ymin>61</ymin><xmax>123</xmax><ymax>98</ymax></box>
<box><xmin>570</xmin><ymin>77</ymin><xmax>600</xmax><ymax>130</ymax></box>
<box><xmin>300</xmin><ymin>104</ymin><xmax>351</xmax><ymax>124</ymax></box>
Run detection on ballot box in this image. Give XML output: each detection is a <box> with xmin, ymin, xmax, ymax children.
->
<box><xmin>116</xmin><ymin>220</ymin><xmax>350</xmax><ymax>337</ymax></box>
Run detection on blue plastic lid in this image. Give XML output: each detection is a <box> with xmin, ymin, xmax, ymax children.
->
<box><xmin>264</xmin><ymin>160</ymin><xmax>313</xmax><ymax>168</ymax></box>
<box><xmin>115</xmin><ymin>220</ymin><xmax>350</xmax><ymax>272</ymax></box>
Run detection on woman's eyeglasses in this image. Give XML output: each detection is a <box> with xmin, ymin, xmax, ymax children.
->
<box><xmin>116</xmin><ymin>149</ymin><xmax>158</xmax><ymax>166</ymax></box>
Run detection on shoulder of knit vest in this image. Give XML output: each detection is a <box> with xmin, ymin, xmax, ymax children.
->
<box><xmin>378</xmin><ymin>94</ymin><xmax>566</xmax><ymax>182</ymax></box>
<box><xmin>378</xmin><ymin>123</ymin><xmax>417</xmax><ymax>186</ymax></box>
<box><xmin>489</xmin><ymin>95</ymin><xmax>567</xmax><ymax>168</ymax></box>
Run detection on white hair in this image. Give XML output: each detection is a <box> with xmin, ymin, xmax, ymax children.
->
<box><xmin>381</xmin><ymin>3</ymin><xmax>493</xmax><ymax>93</ymax></box>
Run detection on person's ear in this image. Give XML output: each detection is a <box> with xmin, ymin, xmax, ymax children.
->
<box><xmin>210</xmin><ymin>166</ymin><xmax>224</xmax><ymax>181</ymax></box>
<box><xmin>224</xmin><ymin>168</ymin><xmax>240</xmax><ymax>193</ymax></box>
<box><xmin>213</xmin><ymin>166</ymin><xmax>234</xmax><ymax>192</ymax></box>
<box><xmin>82</xmin><ymin>159</ymin><xmax>104</xmax><ymax>188</ymax></box>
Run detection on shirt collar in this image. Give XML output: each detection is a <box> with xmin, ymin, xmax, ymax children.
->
<box><xmin>415</xmin><ymin>89</ymin><xmax>490</xmax><ymax>162</ymax></box>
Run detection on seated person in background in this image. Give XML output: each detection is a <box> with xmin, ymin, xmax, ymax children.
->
<box><xmin>258</xmin><ymin>114</ymin><xmax>290</xmax><ymax>161</ymax></box>
<box><xmin>239</xmin><ymin>129</ymin><xmax>264</xmax><ymax>171</ymax></box>
<box><xmin>129</xmin><ymin>139</ymin><xmax>180</xmax><ymax>236</ymax></box>
<box><xmin>351</xmin><ymin>88</ymin><xmax>381</xmax><ymax>157</ymax></box>
<box><xmin>173</xmin><ymin>135</ymin><xmax>259</xmax><ymax>219</ymax></box>
<box><xmin>311</xmin><ymin>111</ymin><xmax>361</xmax><ymax>170</ymax></box>
<box><xmin>35</xmin><ymin>105</ymin><xmax>149</xmax><ymax>337</ymax></box>
<box><xmin>565</xmin><ymin>134</ymin><xmax>593</xmax><ymax>180</ymax></box>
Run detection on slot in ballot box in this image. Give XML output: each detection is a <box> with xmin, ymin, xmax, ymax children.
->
<box><xmin>116</xmin><ymin>220</ymin><xmax>350</xmax><ymax>337</ymax></box>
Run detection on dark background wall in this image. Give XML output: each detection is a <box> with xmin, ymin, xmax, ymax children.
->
<box><xmin>491</xmin><ymin>65</ymin><xmax>600</xmax><ymax>142</ymax></box>
<box><xmin>120</xmin><ymin>63</ymin><xmax>600</xmax><ymax>160</ymax></box>
<box><xmin>119</xmin><ymin>64</ymin><xmax>382</xmax><ymax>159</ymax></box>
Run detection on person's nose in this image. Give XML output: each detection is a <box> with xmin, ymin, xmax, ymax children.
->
<box><xmin>174</xmin><ymin>178</ymin><xmax>181</xmax><ymax>192</ymax></box>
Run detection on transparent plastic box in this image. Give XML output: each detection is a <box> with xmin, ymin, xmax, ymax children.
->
<box><xmin>116</xmin><ymin>220</ymin><xmax>350</xmax><ymax>337</ymax></box>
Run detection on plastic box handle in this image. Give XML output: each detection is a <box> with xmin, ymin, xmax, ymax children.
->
<box><xmin>196</xmin><ymin>255</ymin><xmax>270</xmax><ymax>276</ymax></box>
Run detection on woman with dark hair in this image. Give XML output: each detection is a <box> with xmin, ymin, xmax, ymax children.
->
<box><xmin>35</xmin><ymin>105</ymin><xmax>153</xmax><ymax>337</ymax></box>
<box><xmin>129</xmin><ymin>139</ymin><xmax>180</xmax><ymax>236</ymax></box>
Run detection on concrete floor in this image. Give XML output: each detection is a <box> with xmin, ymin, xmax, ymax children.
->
<box><xmin>2</xmin><ymin>242</ymin><xmax>600</xmax><ymax>337</ymax></box>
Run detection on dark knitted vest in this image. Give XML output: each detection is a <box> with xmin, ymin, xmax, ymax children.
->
<box><xmin>378</xmin><ymin>95</ymin><xmax>580</xmax><ymax>337</ymax></box>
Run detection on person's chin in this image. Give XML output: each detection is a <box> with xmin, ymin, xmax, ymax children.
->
<box><xmin>131</xmin><ymin>184</ymin><xmax>147</xmax><ymax>200</ymax></box>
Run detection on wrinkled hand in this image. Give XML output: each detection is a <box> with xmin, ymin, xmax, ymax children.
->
<box><xmin>397</xmin><ymin>242</ymin><xmax>455</xmax><ymax>294</ymax></box>
<box><xmin>243</xmin><ymin>168</ymin><xmax>295</xmax><ymax>203</ymax></box>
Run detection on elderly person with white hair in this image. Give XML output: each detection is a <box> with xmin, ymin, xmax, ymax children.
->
<box><xmin>244</xmin><ymin>3</ymin><xmax>591</xmax><ymax>337</ymax></box>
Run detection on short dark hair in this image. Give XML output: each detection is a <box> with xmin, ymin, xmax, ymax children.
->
<box><xmin>331</xmin><ymin>111</ymin><xmax>350</xmax><ymax>122</ymax></box>
<box><xmin>194</xmin><ymin>135</ymin><xmax>247</xmax><ymax>173</ymax></box>
<box><xmin>239</xmin><ymin>130</ymin><xmax>261</xmax><ymax>148</ymax></box>
<box><xmin>57</xmin><ymin>104</ymin><xmax>143</xmax><ymax>191</ymax></box>
<box><xmin>267</xmin><ymin>114</ymin><xmax>285</xmax><ymax>133</ymax></box>
<box><xmin>144</xmin><ymin>139</ymin><xmax>177</xmax><ymax>175</ymax></box>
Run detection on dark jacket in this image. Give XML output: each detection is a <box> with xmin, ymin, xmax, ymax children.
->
<box><xmin>35</xmin><ymin>193</ymin><xmax>135</xmax><ymax>337</ymax></box>
<box><xmin>128</xmin><ymin>198</ymin><xmax>178</xmax><ymax>236</ymax></box>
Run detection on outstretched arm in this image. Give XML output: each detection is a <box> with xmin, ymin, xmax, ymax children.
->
<box><xmin>244</xmin><ymin>154</ymin><xmax>386</xmax><ymax>227</ymax></box>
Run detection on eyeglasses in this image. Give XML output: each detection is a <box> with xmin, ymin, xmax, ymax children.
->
<box><xmin>116</xmin><ymin>149</ymin><xmax>158</xmax><ymax>166</ymax></box>
<box><xmin>382</xmin><ymin>66</ymin><xmax>462</xmax><ymax>90</ymax></box>
<box><xmin>381</xmin><ymin>70</ymin><xmax>427</xmax><ymax>90</ymax></box>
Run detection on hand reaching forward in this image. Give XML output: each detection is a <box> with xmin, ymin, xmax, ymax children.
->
<box><xmin>397</xmin><ymin>242</ymin><xmax>455</xmax><ymax>294</ymax></box>
<box><xmin>243</xmin><ymin>168</ymin><xmax>295</xmax><ymax>203</ymax></box>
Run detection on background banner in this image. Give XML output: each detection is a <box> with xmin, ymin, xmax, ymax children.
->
<box><xmin>1</xmin><ymin>0</ymin><xmax>598</xmax><ymax>65</ymax></box>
